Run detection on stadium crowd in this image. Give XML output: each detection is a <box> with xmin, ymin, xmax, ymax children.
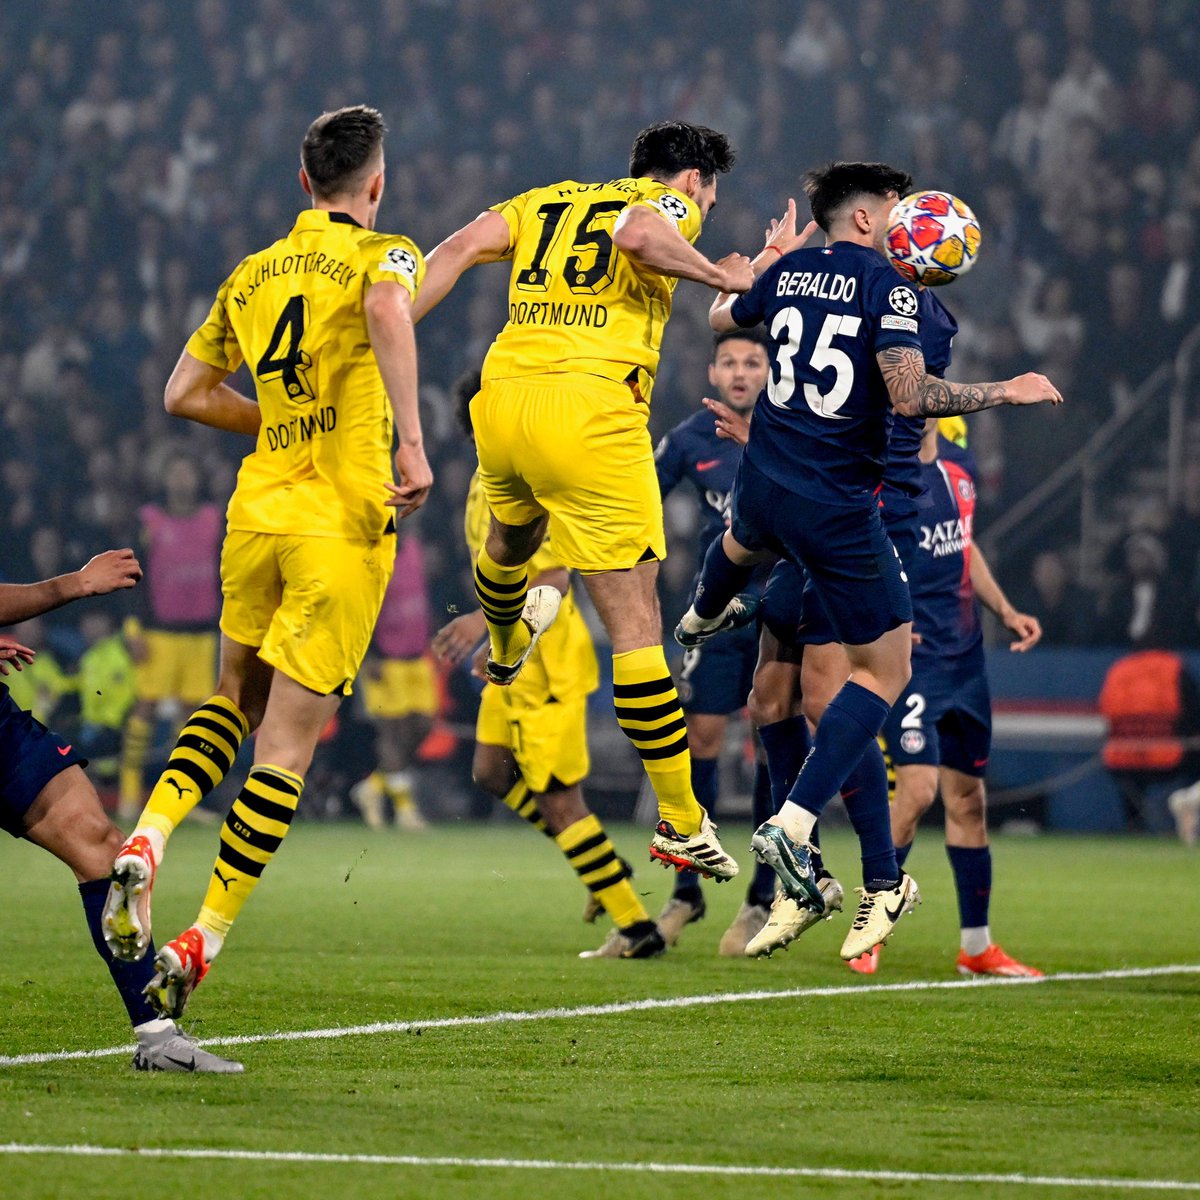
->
<box><xmin>2</xmin><ymin>0</ymin><xmax>1200</xmax><ymax>813</ymax></box>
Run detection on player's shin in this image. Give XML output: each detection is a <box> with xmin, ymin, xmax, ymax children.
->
<box><xmin>692</xmin><ymin>537</ymin><xmax>756</xmax><ymax>621</ymax></box>
<box><xmin>194</xmin><ymin>764</ymin><xmax>304</xmax><ymax>957</ymax></box>
<box><xmin>840</xmin><ymin>742</ymin><xmax>901</xmax><ymax>890</ymax></box>
<box><xmin>79</xmin><ymin>878</ymin><xmax>162</xmax><ymax>1028</ymax></box>
<box><xmin>557</xmin><ymin>814</ymin><xmax>649</xmax><ymax>929</ymax></box>
<box><xmin>757</xmin><ymin>714</ymin><xmax>811</xmax><ymax>812</ymax></box>
<box><xmin>503</xmin><ymin>778</ymin><xmax>551</xmax><ymax>836</ymax></box>
<box><xmin>474</xmin><ymin>547</ymin><xmax>531</xmax><ymax>666</ymax></box>
<box><xmin>612</xmin><ymin>647</ymin><xmax>701</xmax><ymax>834</ymax></box>
<box><xmin>775</xmin><ymin>682</ymin><xmax>893</xmax><ymax>843</ymax></box>
<box><xmin>133</xmin><ymin>695</ymin><xmax>250</xmax><ymax>857</ymax></box>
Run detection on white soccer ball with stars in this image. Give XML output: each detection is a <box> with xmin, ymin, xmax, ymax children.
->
<box><xmin>884</xmin><ymin>191</ymin><xmax>982</xmax><ymax>286</ymax></box>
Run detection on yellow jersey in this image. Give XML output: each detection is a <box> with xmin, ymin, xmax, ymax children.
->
<box><xmin>187</xmin><ymin>210</ymin><xmax>425</xmax><ymax>541</ymax></box>
<box><xmin>464</xmin><ymin>471</ymin><xmax>598</xmax><ymax>703</ymax></box>
<box><xmin>482</xmin><ymin>177</ymin><xmax>702</xmax><ymax>402</ymax></box>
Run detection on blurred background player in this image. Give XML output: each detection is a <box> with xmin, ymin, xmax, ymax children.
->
<box><xmin>412</xmin><ymin>121</ymin><xmax>754</xmax><ymax>879</ymax></box>
<box><xmin>1</xmin><ymin>548</ymin><xmax>240</xmax><ymax>1072</ymax></box>
<box><xmin>654</xmin><ymin>328</ymin><xmax>781</xmax><ymax>953</ymax></box>
<box><xmin>104</xmin><ymin>105</ymin><xmax>432</xmax><ymax>1018</ymax></box>
<box><xmin>118</xmin><ymin>453</ymin><xmax>222</xmax><ymax>824</ymax></box>
<box><xmin>433</xmin><ymin>372</ymin><xmax>661</xmax><ymax>958</ymax></box>
<box><xmin>862</xmin><ymin>419</ymin><xmax>1044</xmax><ymax>976</ymax></box>
<box><xmin>352</xmin><ymin>524</ymin><xmax>434</xmax><ymax>831</ymax></box>
<box><xmin>694</xmin><ymin>162</ymin><xmax>1061</xmax><ymax>960</ymax></box>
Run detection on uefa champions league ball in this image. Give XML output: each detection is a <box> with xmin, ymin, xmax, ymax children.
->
<box><xmin>884</xmin><ymin>191</ymin><xmax>982</xmax><ymax>286</ymax></box>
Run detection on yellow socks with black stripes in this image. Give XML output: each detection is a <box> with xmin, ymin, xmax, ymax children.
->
<box><xmin>118</xmin><ymin>712</ymin><xmax>153</xmax><ymax>818</ymax></box>
<box><xmin>133</xmin><ymin>696</ymin><xmax>250</xmax><ymax>858</ymax></box>
<box><xmin>474</xmin><ymin>547</ymin><xmax>530</xmax><ymax>667</ymax></box>
<box><xmin>612</xmin><ymin>646</ymin><xmax>703</xmax><ymax>836</ymax></box>
<box><xmin>555</xmin><ymin>815</ymin><xmax>649</xmax><ymax>930</ymax></box>
<box><xmin>196</xmin><ymin>765</ymin><xmax>303</xmax><ymax>955</ymax></box>
<box><xmin>502</xmin><ymin>778</ymin><xmax>550</xmax><ymax>836</ymax></box>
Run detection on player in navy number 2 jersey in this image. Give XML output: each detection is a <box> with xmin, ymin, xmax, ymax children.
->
<box><xmin>871</xmin><ymin>421</ymin><xmax>1044</xmax><ymax>977</ymax></box>
<box><xmin>680</xmin><ymin>161</ymin><xmax>1062</xmax><ymax>962</ymax></box>
<box><xmin>654</xmin><ymin>329</ymin><xmax>779</xmax><ymax>953</ymax></box>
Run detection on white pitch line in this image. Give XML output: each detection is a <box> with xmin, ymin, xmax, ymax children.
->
<box><xmin>2</xmin><ymin>1143</ymin><xmax>1198</xmax><ymax>1192</ymax></box>
<box><xmin>2</xmin><ymin>963</ymin><xmax>1197</xmax><ymax>1068</ymax></box>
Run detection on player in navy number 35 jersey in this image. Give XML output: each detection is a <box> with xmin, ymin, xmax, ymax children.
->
<box><xmin>679</xmin><ymin>161</ymin><xmax>1062</xmax><ymax>961</ymax></box>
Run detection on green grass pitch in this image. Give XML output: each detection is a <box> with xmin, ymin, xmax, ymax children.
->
<box><xmin>1</xmin><ymin>821</ymin><xmax>1197</xmax><ymax>1199</ymax></box>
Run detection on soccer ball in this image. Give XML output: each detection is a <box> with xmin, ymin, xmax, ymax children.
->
<box><xmin>884</xmin><ymin>191</ymin><xmax>982</xmax><ymax>286</ymax></box>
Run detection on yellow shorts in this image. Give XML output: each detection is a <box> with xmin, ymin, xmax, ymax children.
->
<box><xmin>472</xmin><ymin>374</ymin><xmax>665</xmax><ymax>573</ymax></box>
<box><xmin>134</xmin><ymin>630</ymin><xmax>218</xmax><ymax>704</ymax></box>
<box><xmin>475</xmin><ymin>683</ymin><xmax>590</xmax><ymax>794</ymax></box>
<box><xmin>361</xmin><ymin>656</ymin><xmax>438</xmax><ymax>719</ymax></box>
<box><xmin>220</xmin><ymin>529</ymin><xmax>395</xmax><ymax>696</ymax></box>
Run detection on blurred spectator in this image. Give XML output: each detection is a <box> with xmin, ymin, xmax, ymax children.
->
<box><xmin>1008</xmin><ymin>550</ymin><xmax>1099</xmax><ymax>647</ymax></box>
<box><xmin>0</xmin><ymin>0</ymin><xmax>1198</xmax><ymax>690</ymax></box>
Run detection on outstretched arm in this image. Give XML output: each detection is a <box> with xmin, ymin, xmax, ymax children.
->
<box><xmin>877</xmin><ymin>345</ymin><xmax>1063</xmax><ymax>418</ymax></box>
<box><xmin>970</xmin><ymin>543</ymin><xmax>1042</xmax><ymax>652</ymax></box>
<box><xmin>163</xmin><ymin>351</ymin><xmax>262</xmax><ymax>435</ymax></box>
<box><xmin>711</xmin><ymin>198</ymin><xmax>819</xmax><ymax>331</ymax></box>
<box><xmin>0</xmin><ymin>550</ymin><xmax>142</xmax><ymax>627</ymax></box>
<box><xmin>613</xmin><ymin>206</ymin><xmax>752</xmax><ymax>294</ymax></box>
<box><xmin>412</xmin><ymin>211</ymin><xmax>512</xmax><ymax>322</ymax></box>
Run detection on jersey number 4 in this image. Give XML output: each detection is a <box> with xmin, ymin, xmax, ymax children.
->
<box><xmin>515</xmin><ymin>200</ymin><xmax>626</xmax><ymax>295</ymax></box>
<box><xmin>766</xmin><ymin>307</ymin><xmax>861</xmax><ymax>418</ymax></box>
<box><xmin>256</xmin><ymin>295</ymin><xmax>316</xmax><ymax>403</ymax></box>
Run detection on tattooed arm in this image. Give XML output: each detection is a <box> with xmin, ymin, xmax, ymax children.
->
<box><xmin>877</xmin><ymin>345</ymin><xmax>1063</xmax><ymax>417</ymax></box>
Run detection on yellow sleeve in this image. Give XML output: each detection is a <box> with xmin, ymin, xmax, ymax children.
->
<box><xmin>362</xmin><ymin>234</ymin><xmax>425</xmax><ymax>298</ymax></box>
<box><xmin>630</xmin><ymin>182</ymin><xmax>702</xmax><ymax>246</ymax></box>
<box><xmin>185</xmin><ymin>264</ymin><xmax>245</xmax><ymax>372</ymax></box>
<box><xmin>487</xmin><ymin>189</ymin><xmax>533</xmax><ymax>262</ymax></box>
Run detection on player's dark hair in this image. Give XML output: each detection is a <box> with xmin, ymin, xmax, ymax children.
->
<box><xmin>301</xmin><ymin>105</ymin><xmax>387</xmax><ymax>200</ymax></box>
<box><xmin>712</xmin><ymin>327</ymin><xmax>771</xmax><ymax>359</ymax></box>
<box><xmin>629</xmin><ymin>121</ymin><xmax>735</xmax><ymax>185</ymax></box>
<box><xmin>803</xmin><ymin>161</ymin><xmax>914</xmax><ymax>233</ymax></box>
<box><xmin>453</xmin><ymin>368</ymin><xmax>483</xmax><ymax>439</ymax></box>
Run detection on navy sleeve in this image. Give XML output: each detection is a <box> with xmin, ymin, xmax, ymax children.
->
<box><xmin>866</xmin><ymin>269</ymin><xmax>922</xmax><ymax>354</ymax></box>
<box><xmin>729</xmin><ymin>270</ymin><xmax>771</xmax><ymax>329</ymax></box>
<box><xmin>654</xmin><ymin>428</ymin><xmax>688</xmax><ymax>497</ymax></box>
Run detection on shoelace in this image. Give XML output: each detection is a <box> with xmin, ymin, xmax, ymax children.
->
<box><xmin>849</xmin><ymin>888</ymin><xmax>873</xmax><ymax>931</ymax></box>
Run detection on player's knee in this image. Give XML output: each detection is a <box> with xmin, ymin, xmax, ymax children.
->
<box><xmin>471</xmin><ymin>759</ymin><xmax>512</xmax><ymax>799</ymax></box>
<box><xmin>748</xmin><ymin>684</ymin><xmax>791</xmax><ymax>728</ymax></box>
<box><xmin>896</xmin><ymin>772</ymin><xmax>938</xmax><ymax>817</ymax></box>
<box><xmin>72</xmin><ymin>811</ymin><xmax>124</xmax><ymax>880</ymax></box>
<box><xmin>947</xmin><ymin>778</ymin><xmax>986</xmax><ymax>827</ymax></box>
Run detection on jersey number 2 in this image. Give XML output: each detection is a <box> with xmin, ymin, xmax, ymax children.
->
<box><xmin>257</xmin><ymin>295</ymin><xmax>315</xmax><ymax>403</ymax></box>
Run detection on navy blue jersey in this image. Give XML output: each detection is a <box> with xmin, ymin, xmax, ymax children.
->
<box><xmin>655</xmin><ymin>408</ymin><xmax>741</xmax><ymax>562</ymax></box>
<box><xmin>881</xmin><ymin>290</ymin><xmax>959</xmax><ymax>521</ymax></box>
<box><xmin>730</xmin><ymin>241</ymin><xmax>921</xmax><ymax>506</ymax></box>
<box><xmin>911</xmin><ymin>455</ymin><xmax>982</xmax><ymax>662</ymax></box>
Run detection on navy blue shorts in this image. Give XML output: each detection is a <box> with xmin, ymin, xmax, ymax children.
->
<box><xmin>0</xmin><ymin>688</ymin><xmax>87</xmax><ymax>838</ymax></box>
<box><xmin>731</xmin><ymin>457</ymin><xmax>912</xmax><ymax>647</ymax></box>
<box><xmin>879</xmin><ymin>647</ymin><xmax>992</xmax><ymax>776</ymax></box>
<box><xmin>677</xmin><ymin>619</ymin><xmax>758</xmax><ymax>715</ymax></box>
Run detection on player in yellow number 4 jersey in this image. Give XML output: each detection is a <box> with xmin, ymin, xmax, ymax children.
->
<box><xmin>414</xmin><ymin>122</ymin><xmax>753</xmax><ymax>881</ymax></box>
<box><xmin>103</xmin><ymin>106</ymin><xmax>432</xmax><ymax>1019</ymax></box>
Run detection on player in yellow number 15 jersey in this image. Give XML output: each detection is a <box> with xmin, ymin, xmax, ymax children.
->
<box><xmin>103</xmin><ymin>106</ymin><xmax>431</xmax><ymax>1019</ymax></box>
<box><xmin>413</xmin><ymin>122</ymin><xmax>753</xmax><ymax>881</ymax></box>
